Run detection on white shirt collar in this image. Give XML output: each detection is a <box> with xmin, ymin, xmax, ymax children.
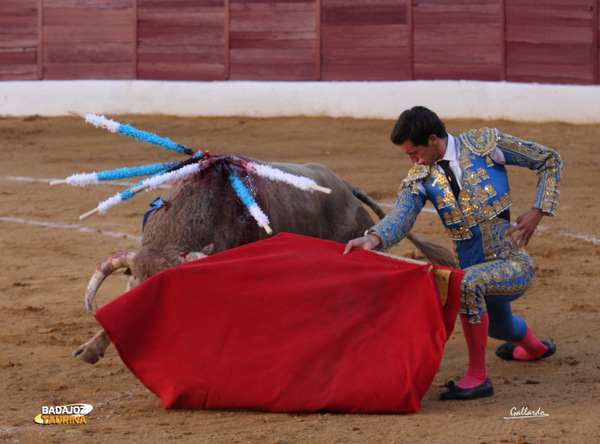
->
<box><xmin>440</xmin><ymin>135</ymin><xmax>458</xmax><ymax>162</ymax></box>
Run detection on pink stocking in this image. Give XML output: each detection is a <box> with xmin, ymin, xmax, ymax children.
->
<box><xmin>457</xmin><ymin>313</ymin><xmax>489</xmax><ymax>389</ymax></box>
<box><xmin>512</xmin><ymin>325</ymin><xmax>548</xmax><ymax>360</ymax></box>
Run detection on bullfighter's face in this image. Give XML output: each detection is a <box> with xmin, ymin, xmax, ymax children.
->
<box><xmin>399</xmin><ymin>135</ymin><xmax>445</xmax><ymax>166</ymax></box>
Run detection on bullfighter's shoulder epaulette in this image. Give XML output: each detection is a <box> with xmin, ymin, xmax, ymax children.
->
<box><xmin>459</xmin><ymin>127</ymin><xmax>500</xmax><ymax>157</ymax></box>
<box><xmin>400</xmin><ymin>164</ymin><xmax>430</xmax><ymax>193</ymax></box>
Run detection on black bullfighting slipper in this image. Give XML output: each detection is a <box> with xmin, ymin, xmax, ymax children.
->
<box><xmin>439</xmin><ymin>378</ymin><xmax>494</xmax><ymax>401</ymax></box>
<box><xmin>495</xmin><ymin>340</ymin><xmax>557</xmax><ymax>361</ymax></box>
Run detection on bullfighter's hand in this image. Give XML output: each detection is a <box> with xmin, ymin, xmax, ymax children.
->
<box><xmin>504</xmin><ymin>208</ymin><xmax>544</xmax><ymax>249</ymax></box>
<box><xmin>343</xmin><ymin>233</ymin><xmax>381</xmax><ymax>254</ymax></box>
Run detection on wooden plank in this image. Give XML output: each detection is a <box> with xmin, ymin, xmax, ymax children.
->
<box><xmin>139</xmin><ymin>0</ymin><xmax>223</xmax><ymax>6</ymax></box>
<box><xmin>42</xmin><ymin>62</ymin><xmax>134</xmax><ymax>79</ymax></box>
<box><xmin>506</xmin><ymin>24</ymin><xmax>593</xmax><ymax>45</ymax></box>
<box><xmin>231</xmin><ymin>0</ymin><xmax>313</xmax><ymax>2</ymax></box>
<box><xmin>137</xmin><ymin>8</ymin><xmax>224</xmax><ymax>26</ymax></box>
<box><xmin>321</xmin><ymin>24</ymin><xmax>408</xmax><ymax>48</ymax></box>
<box><xmin>322</xmin><ymin>0</ymin><xmax>403</xmax><ymax>8</ymax></box>
<box><xmin>137</xmin><ymin>44</ymin><xmax>226</xmax><ymax>55</ymax></box>
<box><xmin>230</xmin><ymin>32</ymin><xmax>316</xmax><ymax>49</ymax></box>
<box><xmin>321</xmin><ymin>7</ymin><xmax>407</xmax><ymax>26</ymax></box>
<box><xmin>506</xmin><ymin>74</ymin><xmax>592</xmax><ymax>85</ymax></box>
<box><xmin>413</xmin><ymin>3</ymin><xmax>500</xmax><ymax>25</ymax></box>
<box><xmin>43</xmin><ymin>0</ymin><xmax>132</xmax><ymax>8</ymax></box>
<box><xmin>414</xmin><ymin>63</ymin><xmax>503</xmax><ymax>81</ymax></box>
<box><xmin>43</xmin><ymin>8</ymin><xmax>132</xmax><ymax>25</ymax></box>
<box><xmin>138</xmin><ymin>27</ymin><xmax>225</xmax><ymax>46</ymax></box>
<box><xmin>594</xmin><ymin>0</ymin><xmax>598</xmax><ymax>83</ymax></box>
<box><xmin>0</xmin><ymin>66</ymin><xmax>38</xmax><ymax>80</ymax></box>
<box><xmin>414</xmin><ymin>44</ymin><xmax>501</xmax><ymax>64</ymax></box>
<box><xmin>230</xmin><ymin>2</ymin><xmax>315</xmax><ymax>12</ymax></box>
<box><xmin>315</xmin><ymin>0</ymin><xmax>320</xmax><ymax>79</ymax></box>
<box><xmin>506</xmin><ymin>42</ymin><xmax>594</xmax><ymax>65</ymax></box>
<box><xmin>411</xmin><ymin>0</ymin><xmax>497</xmax><ymax>3</ymax></box>
<box><xmin>0</xmin><ymin>16</ymin><xmax>38</xmax><ymax>27</ymax></box>
<box><xmin>321</xmin><ymin>63</ymin><xmax>411</xmax><ymax>81</ymax></box>
<box><xmin>137</xmin><ymin>62</ymin><xmax>226</xmax><ymax>80</ymax></box>
<box><xmin>43</xmin><ymin>24</ymin><xmax>134</xmax><ymax>43</ymax></box>
<box><xmin>506</xmin><ymin>0</ymin><xmax>593</xmax><ymax>6</ymax></box>
<box><xmin>229</xmin><ymin>63</ymin><xmax>316</xmax><ymax>81</ymax></box>
<box><xmin>132</xmin><ymin>0</ymin><xmax>137</xmax><ymax>81</ymax></box>
<box><xmin>3</xmin><ymin>0</ymin><xmax>37</xmax><ymax>7</ymax></box>
<box><xmin>139</xmin><ymin>0</ymin><xmax>222</xmax><ymax>6</ymax></box>
<box><xmin>408</xmin><ymin>0</ymin><xmax>413</xmax><ymax>79</ymax></box>
<box><xmin>225</xmin><ymin>0</ymin><xmax>230</xmax><ymax>79</ymax></box>
<box><xmin>138</xmin><ymin>49</ymin><xmax>225</xmax><ymax>65</ymax></box>
<box><xmin>322</xmin><ymin>46</ymin><xmax>409</xmax><ymax>63</ymax></box>
<box><xmin>38</xmin><ymin>0</ymin><xmax>42</xmax><ymax>79</ymax></box>
<box><xmin>507</xmin><ymin>63</ymin><xmax>594</xmax><ymax>84</ymax></box>
<box><xmin>415</xmin><ymin>0</ymin><xmax>498</xmax><ymax>4</ymax></box>
<box><xmin>43</xmin><ymin>42</ymin><xmax>133</xmax><ymax>63</ymax></box>
<box><xmin>0</xmin><ymin>35</ymin><xmax>38</xmax><ymax>49</ymax></box>
<box><xmin>0</xmin><ymin>51</ymin><xmax>37</xmax><ymax>64</ymax></box>
<box><xmin>0</xmin><ymin>25</ymin><xmax>37</xmax><ymax>36</ymax></box>
<box><xmin>229</xmin><ymin>11</ymin><xmax>316</xmax><ymax>33</ymax></box>
<box><xmin>230</xmin><ymin>48</ymin><xmax>316</xmax><ymax>64</ymax></box>
<box><xmin>506</xmin><ymin>5</ymin><xmax>593</xmax><ymax>26</ymax></box>
<box><xmin>414</xmin><ymin>24</ymin><xmax>499</xmax><ymax>46</ymax></box>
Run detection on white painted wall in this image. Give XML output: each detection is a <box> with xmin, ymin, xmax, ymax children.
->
<box><xmin>1</xmin><ymin>80</ymin><xmax>600</xmax><ymax>123</ymax></box>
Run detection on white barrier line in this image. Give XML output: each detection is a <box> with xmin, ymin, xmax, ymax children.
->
<box><xmin>0</xmin><ymin>217</ymin><xmax>141</xmax><ymax>242</ymax></box>
<box><xmin>537</xmin><ymin>225</ymin><xmax>600</xmax><ymax>246</ymax></box>
<box><xmin>558</xmin><ymin>231</ymin><xmax>600</xmax><ymax>246</ymax></box>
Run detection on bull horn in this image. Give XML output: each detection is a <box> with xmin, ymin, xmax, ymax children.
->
<box><xmin>179</xmin><ymin>251</ymin><xmax>207</xmax><ymax>262</ymax></box>
<box><xmin>85</xmin><ymin>251</ymin><xmax>137</xmax><ymax>314</ymax></box>
<box><xmin>178</xmin><ymin>243</ymin><xmax>215</xmax><ymax>263</ymax></box>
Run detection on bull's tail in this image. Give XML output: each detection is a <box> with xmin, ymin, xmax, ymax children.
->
<box><xmin>404</xmin><ymin>232</ymin><xmax>456</xmax><ymax>268</ymax></box>
<box><xmin>344</xmin><ymin>181</ymin><xmax>386</xmax><ymax>219</ymax></box>
<box><xmin>346</xmin><ymin>181</ymin><xmax>456</xmax><ymax>268</ymax></box>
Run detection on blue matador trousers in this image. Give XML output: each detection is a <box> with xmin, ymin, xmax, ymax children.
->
<box><xmin>456</xmin><ymin>217</ymin><xmax>536</xmax><ymax>341</ymax></box>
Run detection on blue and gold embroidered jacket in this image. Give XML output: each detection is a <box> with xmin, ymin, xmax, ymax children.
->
<box><xmin>372</xmin><ymin>127</ymin><xmax>562</xmax><ymax>249</ymax></box>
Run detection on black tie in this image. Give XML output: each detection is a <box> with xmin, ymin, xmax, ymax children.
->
<box><xmin>438</xmin><ymin>160</ymin><xmax>460</xmax><ymax>199</ymax></box>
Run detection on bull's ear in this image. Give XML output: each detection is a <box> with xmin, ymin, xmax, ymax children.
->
<box><xmin>201</xmin><ymin>243</ymin><xmax>215</xmax><ymax>255</ymax></box>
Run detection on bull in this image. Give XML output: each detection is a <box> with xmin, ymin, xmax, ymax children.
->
<box><xmin>74</xmin><ymin>156</ymin><xmax>454</xmax><ymax>364</ymax></box>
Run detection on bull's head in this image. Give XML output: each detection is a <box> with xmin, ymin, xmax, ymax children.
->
<box><xmin>84</xmin><ymin>244</ymin><xmax>214</xmax><ymax>314</ymax></box>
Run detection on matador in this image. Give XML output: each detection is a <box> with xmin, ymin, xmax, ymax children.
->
<box><xmin>344</xmin><ymin>106</ymin><xmax>563</xmax><ymax>400</ymax></box>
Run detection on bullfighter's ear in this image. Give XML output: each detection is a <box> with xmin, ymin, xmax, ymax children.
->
<box><xmin>201</xmin><ymin>244</ymin><xmax>215</xmax><ymax>256</ymax></box>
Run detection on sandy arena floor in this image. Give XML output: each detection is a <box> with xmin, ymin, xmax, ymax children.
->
<box><xmin>1</xmin><ymin>115</ymin><xmax>599</xmax><ymax>443</ymax></box>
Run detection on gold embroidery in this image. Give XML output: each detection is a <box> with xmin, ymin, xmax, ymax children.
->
<box><xmin>459</xmin><ymin>127</ymin><xmax>499</xmax><ymax>157</ymax></box>
<box><xmin>445</xmin><ymin>225</ymin><xmax>471</xmax><ymax>239</ymax></box>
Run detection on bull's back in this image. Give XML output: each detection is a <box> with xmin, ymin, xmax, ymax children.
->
<box><xmin>258</xmin><ymin>162</ymin><xmax>375</xmax><ymax>243</ymax></box>
<box><xmin>137</xmin><ymin>159</ymin><xmax>374</xmax><ymax>277</ymax></box>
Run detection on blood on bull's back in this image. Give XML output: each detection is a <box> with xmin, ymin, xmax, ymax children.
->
<box><xmin>130</xmin><ymin>159</ymin><xmax>375</xmax><ymax>283</ymax></box>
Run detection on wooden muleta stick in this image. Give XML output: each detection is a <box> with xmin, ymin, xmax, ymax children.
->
<box><xmin>374</xmin><ymin>250</ymin><xmax>428</xmax><ymax>265</ymax></box>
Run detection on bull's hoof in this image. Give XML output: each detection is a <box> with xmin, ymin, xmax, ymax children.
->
<box><xmin>72</xmin><ymin>330</ymin><xmax>111</xmax><ymax>365</ymax></box>
<box><xmin>72</xmin><ymin>344</ymin><xmax>103</xmax><ymax>364</ymax></box>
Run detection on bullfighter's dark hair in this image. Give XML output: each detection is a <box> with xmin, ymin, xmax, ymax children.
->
<box><xmin>390</xmin><ymin>106</ymin><xmax>447</xmax><ymax>147</ymax></box>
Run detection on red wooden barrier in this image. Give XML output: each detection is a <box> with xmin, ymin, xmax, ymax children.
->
<box><xmin>0</xmin><ymin>0</ymin><xmax>597</xmax><ymax>84</ymax></box>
